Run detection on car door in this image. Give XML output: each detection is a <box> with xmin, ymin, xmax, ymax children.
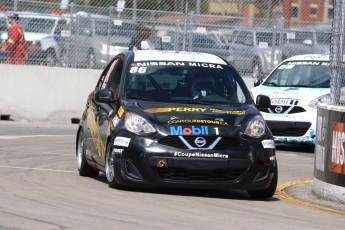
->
<box><xmin>89</xmin><ymin>56</ymin><xmax>124</xmax><ymax>167</ymax></box>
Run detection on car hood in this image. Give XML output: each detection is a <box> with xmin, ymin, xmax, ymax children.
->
<box><xmin>123</xmin><ymin>100</ymin><xmax>259</xmax><ymax>128</ymax></box>
<box><xmin>251</xmin><ymin>85</ymin><xmax>329</xmax><ymax>102</ymax></box>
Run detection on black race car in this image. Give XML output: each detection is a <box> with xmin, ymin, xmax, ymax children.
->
<box><xmin>76</xmin><ymin>50</ymin><xmax>277</xmax><ymax>199</ymax></box>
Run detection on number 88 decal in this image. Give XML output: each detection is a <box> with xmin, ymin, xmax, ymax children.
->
<box><xmin>129</xmin><ymin>67</ymin><xmax>147</xmax><ymax>73</ymax></box>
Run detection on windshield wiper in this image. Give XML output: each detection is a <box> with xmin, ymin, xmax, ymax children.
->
<box><xmin>284</xmin><ymin>84</ymin><xmax>310</xmax><ymax>88</ymax></box>
<box><xmin>126</xmin><ymin>96</ymin><xmax>155</xmax><ymax>101</ymax></box>
<box><xmin>262</xmin><ymin>82</ymin><xmax>280</xmax><ymax>86</ymax></box>
<box><xmin>174</xmin><ymin>100</ymin><xmax>214</xmax><ymax>105</ymax></box>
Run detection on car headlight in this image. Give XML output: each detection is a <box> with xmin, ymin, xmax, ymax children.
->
<box><xmin>309</xmin><ymin>94</ymin><xmax>330</xmax><ymax>108</ymax></box>
<box><xmin>243</xmin><ymin>115</ymin><xmax>267</xmax><ymax>138</ymax></box>
<box><xmin>124</xmin><ymin>112</ymin><xmax>156</xmax><ymax>135</ymax></box>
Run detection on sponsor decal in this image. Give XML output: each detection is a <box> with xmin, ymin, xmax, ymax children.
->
<box><xmin>170</xmin><ymin>126</ymin><xmax>208</xmax><ymax>135</ymax></box>
<box><xmin>114</xmin><ymin>136</ymin><xmax>131</xmax><ymax>147</ymax></box>
<box><xmin>146</xmin><ymin>107</ymin><xmax>207</xmax><ymax>113</ymax></box>
<box><xmin>167</xmin><ymin>119</ymin><xmax>228</xmax><ymax>126</ymax></box>
<box><xmin>174</xmin><ymin>151</ymin><xmax>228</xmax><ymax>158</ymax></box>
<box><xmin>261</xmin><ymin>140</ymin><xmax>275</xmax><ymax>149</ymax></box>
<box><xmin>113</xmin><ymin>148</ymin><xmax>124</xmax><ymax>154</ymax></box>
<box><xmin>209</xmin><ymin>108</ymin><xmax>245</xmax><ymax>115</ymax></box>
<box><xmin>271</xmin><ymin>99</ymin><xmax>293</xmax><ymax>105</ymax></box>
<box><xmin>117</xmin><ymin>106</ymin><xmax>124</xmax><ymax>117</ymax></box>
<box><xmin>132</xmin><ymin>61</ymin><xmax>224</xmax><ymax>69</ymax></box>
<box><xmin>145</xmin><ymin>107</ymin><xmax>245</xmax><ymax>115</ymax></box>
<box><xmin>330</xmin><ymin>122</ymin><xmax>345</xmax><ymax>174</ymax></box>
<box><xmin>87</xmin><ymin>107</ymin><xmax>106</xmax><ymax>158</ymax></box>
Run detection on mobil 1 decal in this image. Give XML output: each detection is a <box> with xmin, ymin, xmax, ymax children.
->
<box><xmin>169</xmin><ymin>125</ymin><xmax>220</xmax><ymax>136</ymax></box>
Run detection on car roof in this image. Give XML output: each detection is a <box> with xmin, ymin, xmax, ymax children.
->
<box><xmin>283</xmin><ymin>54</ymin><xmax>330</xmax><ymax>62</ymax></box>
<box><xmin>132</xmin><ymin>50</ymin><xmax>227</xmax><ymax>64</ymax></box>
<box><xmin>6</xmin><ymin>11</ymin><xmax>63</xmax><ymax>20</ymax></box>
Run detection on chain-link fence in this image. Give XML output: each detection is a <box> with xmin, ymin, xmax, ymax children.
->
<box><xmin>0</xmin><ymin>0</ymin><xmax>334</xmax><ymax>78</ymax></box>
<box><xmin>330</xmin><ymin>0</ymin><xmax>345</xmax><ymax>106</ymax></box>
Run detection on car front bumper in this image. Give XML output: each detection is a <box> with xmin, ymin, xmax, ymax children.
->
<box><xmin>112</xmin><ymin>133</ymin><xmax>276</xmax><ymax>190</ymax></box>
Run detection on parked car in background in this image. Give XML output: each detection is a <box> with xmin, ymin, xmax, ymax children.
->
<box><xmin>0</xmin><ymin>11</ymin><xmax>69</xmax><ymax>66</ymax></box>
<box><xmin>251</xmin><ymin>54</ymin><xmax>331</xmax><ymax>145</ymax></box>
<box><xmin>227</xmin><ymin>28</ymin><xmax>284</xmax><ymax>80</ymax></box>
<box><xmin>59</xmin><ymin>12</ymin><xmax>134</xmax><ymax>69</ymax></box>
<box><xmin>280</xmin><ymin>28</ymin><xmax>331</xmax><ymax>60</ymax></box>
<box><xmin>76</xmin><ymin>50</ymin><xmax>277</xmax><ymax>199</ymax></box>
<box><xmin>164</xmin><ymin>31</ymin><xmax>232</xmax><ymax>62</ymax></box>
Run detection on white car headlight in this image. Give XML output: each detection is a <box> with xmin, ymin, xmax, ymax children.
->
<box><xmin>309</xmin><ymin>94</ymin><xmax>330</xmax><ymax>108</ymax></box>
<box><xmin>243</xmin><ymin>115</ymin><xmax>267</xmax><ymax>138</ymax></box>
<box><xmin>124</xmin><ymin>112</ymin><xmax>156</xmax><ymax>135</ymax></box>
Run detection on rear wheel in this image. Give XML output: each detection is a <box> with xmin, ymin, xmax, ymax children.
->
<box><xmin>105</xmin><ymin>141</ymin><xmax>121</xmax><ymax>189</ymax></box>
<box><xmin>247</xmin><ymin>165</ymin><xmax>278</xmax><ymax>200</ymax></box>
<box><xmin>76</xmin><ymin>130</ymin><xmax>99</xmax><ymax>177</ymax></box>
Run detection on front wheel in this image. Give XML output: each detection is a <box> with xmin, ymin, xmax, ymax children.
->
<box><xmin>247</xmin><ymin>165</ymin><xmax>278</xmax><ymax>200</ymax></box>
<box><xmin>76</xmin><ymin>129</ymin><xmax>99</xmax><ymax>177</ymax></box>
<box><xmin>105</xmin><ymin>141</ymin><xmax>121</xmax><ymax>189</ymax></box>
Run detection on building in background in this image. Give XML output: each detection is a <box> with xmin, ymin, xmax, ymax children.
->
<box><xmin>282</xmin><ymin>0</ymin><xmax>333</xmax><ymax>28</ymax></box>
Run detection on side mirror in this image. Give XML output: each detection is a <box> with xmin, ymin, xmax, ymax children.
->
<box><xmin>255</xmin><ymin>94</ymin><xmax>271</xmax><ymax>109</ymax></box>
<box><xmin>95</xmin><ymin>89</ymin><xmax>115</xmax><ymax>104</ymax></box>
<box><xmin>254</xmin><ymin>78</ymin><xmax>263</xmax><ymax>87</ymax></box>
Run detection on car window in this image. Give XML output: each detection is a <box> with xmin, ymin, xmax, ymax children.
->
<box><xmin>264</xmin><ymin>61</ymin><xmax>330</xmax><ymax>88</ymax></box>
<box><xmin>192</xmin><ymin>34</ymin><xmax>221</xmax><ymax>49</ymax></box>
<box><xmin>55</xmin><ymin>19</ymin><xmax>67</xmax><ymax>34</ymax></box>
<box><xmin>235</xmin><ymin>31</ymin><xmax>253</xmax><ymax>46</ymax></box>
<box><xmin>287</xmin><ymin>31</ymin><xmax>314</xmax><ymax>45</ymax></box>
<box><xmin>126</xmin><ymin>62</ymin><xmax>248</xmax><ymax>104</ymax></box>
<box><xmin>20</xmin><ymin>18</ymin><xmax>56</xmax><ymax>34</ymax></box>
<box><xmin>316</xmin><ymin>31</ymin><xmax>331</xmax><ymax>45</ymax></box>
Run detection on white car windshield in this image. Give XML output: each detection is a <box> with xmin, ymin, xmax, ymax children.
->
<box><xmin>263</xmin><ymin>60</ymin><xmax>330</xmax><ymax>88</ymax></box>
<box><xmin>125</xmin><ymin>61</ymin><xmax>249</xmax><ymax>105</ymax></box>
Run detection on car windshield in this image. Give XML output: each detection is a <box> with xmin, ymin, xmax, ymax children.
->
<box><xmin>263</xmin><ymin>60</ymin><xmax>330</xmax><ymax>88</ymax></box>
<box><xmin>19</xmin><ymin>17</ymin><xmax>55</xmax><ymax>33</ymax></box>
<box><xmin>125</xmin><ymin>61</ymin><xmax>249</xmax><ymax>105</ymax></box>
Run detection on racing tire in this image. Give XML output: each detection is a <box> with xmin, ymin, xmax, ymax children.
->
<box><xmin>252</xmin><ymin>60</ymin><xmax>263</xmax><ymax>81</ymax></box>
<box><xmin>247</xmin><ymin>164</ymin><xmax>278</xmax><ymax>200</ymax></box>
<box><xmin>76</xmin><ymin>130</ymin><xmax>99</xmax><ymax>177</ymax></box>
<box><xmin>105</xmin><ymin>141</ymin><xmax>121</xmax><ymax>189</ymax></box>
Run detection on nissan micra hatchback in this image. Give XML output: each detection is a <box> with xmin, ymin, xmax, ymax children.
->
<box><xmin>251</xmin><ymin>54</ymin><xmax>331</xmax><ymax>145</ymax></box>
<box><xmin>76</xmin><ymin>50</ymin><xmax>277</xmax><ymax>199</ymax></box>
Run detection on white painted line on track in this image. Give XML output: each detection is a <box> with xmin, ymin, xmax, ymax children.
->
<box><xmin>0</xmin><ymin>135</ymin><xmax>74</xmax><ymax>139</ymax></box>
<box><xmin>0</xmin><ymin>165</ymin><xmax>78</xmax><ymax>173</ymax></box>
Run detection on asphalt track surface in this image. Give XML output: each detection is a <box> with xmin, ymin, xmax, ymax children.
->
<box><xmin>0</xmin><ymin>120</ymin><xmax>345</xmax><ymax>230</ymax></box>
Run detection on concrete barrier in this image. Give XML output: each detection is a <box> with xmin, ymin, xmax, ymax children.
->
<box><xmin>0</xmin><ymin>64</ymin><xmax>101</xmax><ymax>122</ymax></box>
<box><xmin>0</xmin><ymin>64</ymin><xmax>255</xmax><ymax>123</ymax></box>
<box><xmin>314</xmin><ymin>103</ymin><xmax>345</xmax><ymax>203</ymax></box>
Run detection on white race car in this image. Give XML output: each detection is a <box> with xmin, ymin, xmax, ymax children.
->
<box><xmin>251</xmin><ymin>54</ymin><xmax>331</xmax><ymax>145</ymax></box>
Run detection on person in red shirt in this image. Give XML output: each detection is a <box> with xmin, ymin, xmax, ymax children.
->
<box><xmin>0</xmin><ymin>13</ymin><xmax>26</xmax><ymax>64</ymax></box>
